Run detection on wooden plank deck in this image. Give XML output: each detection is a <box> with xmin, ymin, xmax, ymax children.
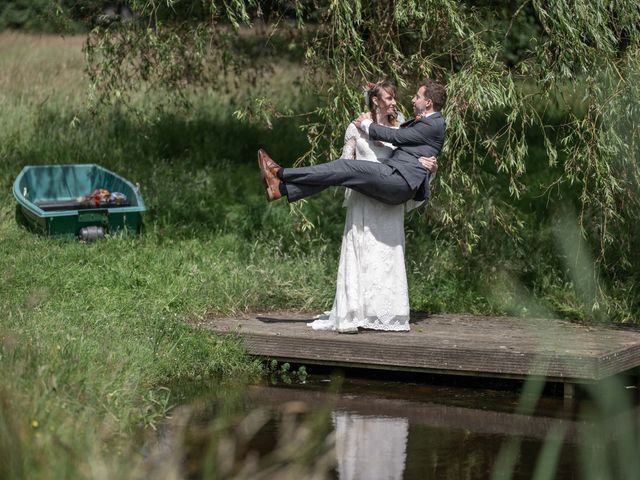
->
<box><xmin>196</xmin><ymin>312</ymin><xmax>640</xmax><ymax>385</ymax></box>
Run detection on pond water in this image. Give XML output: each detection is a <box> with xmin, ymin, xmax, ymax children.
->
<box><xmin>247</xmin><ymin>376</ymin><xmax>578</xmax><ymax>479</ymax></box>
<box><xmin>167</xmin><ymin>371</ymin><xmax>638</xmax><ymax>480</ymax></box>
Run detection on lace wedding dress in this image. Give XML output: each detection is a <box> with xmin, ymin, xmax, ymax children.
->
<box><xmin>309</xmin><ymin>122</ymin><xmax>416</xmax><ymax>332</ymax></box>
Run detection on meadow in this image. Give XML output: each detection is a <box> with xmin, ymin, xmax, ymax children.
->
<box><xmin>0</xmin><ymin>31</ymin><xmax>638</xmax><ymax>478</ymax></box>
<box><xmin>0</xmin><ymin>31</ymin><xmax>326</xmax><ymax>478</ymax></box>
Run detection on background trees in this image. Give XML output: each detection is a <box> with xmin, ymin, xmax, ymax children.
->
<box><xmin>4</xmin><ymin>0</ymin><xmax>640</xmax><ymax>320</ymax></box>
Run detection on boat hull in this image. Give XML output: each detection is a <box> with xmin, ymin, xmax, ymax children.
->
<box><xmin>13</xmin><ymin>164</ymin><xmax>146</xmax><ymax>238</ymax></box>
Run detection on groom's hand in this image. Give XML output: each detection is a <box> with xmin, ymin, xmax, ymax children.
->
<box><xmin>353</xmin><ymin>112</ymin><xmax>372</xmax><ymax>128</ymax></box>
<box><xmin>419</xmin><ymin>156</ymin><xmax>438</xmax><ymax>173</ymax></box>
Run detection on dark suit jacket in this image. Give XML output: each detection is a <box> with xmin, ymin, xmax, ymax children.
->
<box><xmin>368</xmin><ymin>111</ymin><xmax>445</xmax><ymax>201</ymax></box>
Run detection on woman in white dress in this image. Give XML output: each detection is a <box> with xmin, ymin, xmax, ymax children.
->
<box><xmin>309</xmin><ymin>81</ymin><xmax>436</xmax><ymax>333</ymax></box>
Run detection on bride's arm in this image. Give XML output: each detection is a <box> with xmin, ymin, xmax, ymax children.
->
<box><xmin>340</xmin><ymin>123</ymin><xmax>358</xmax><ymax>159</ymax></box>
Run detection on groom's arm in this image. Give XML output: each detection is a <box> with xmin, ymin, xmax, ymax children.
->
<box><xmin>366</xmin><ymin>119</ymin><xmax>441</xmax><ymax>146</ymax></box>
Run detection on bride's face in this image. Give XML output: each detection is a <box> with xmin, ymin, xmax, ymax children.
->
<box><xmin>372</xmin><ymin>88</ymin><xmax>397</xmax><ymax>118</ymax></box>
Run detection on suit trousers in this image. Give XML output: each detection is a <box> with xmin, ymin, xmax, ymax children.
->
<box><xmin>280</xmin><ymin>159</ymin><xmax>415</xmax><ymax>205</ymax></box>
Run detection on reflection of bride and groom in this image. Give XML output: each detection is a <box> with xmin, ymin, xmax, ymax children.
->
<box><xmin>258</xmin><ymin>79</ymin><xmax>446</xmax><ymax>333</ymax></box>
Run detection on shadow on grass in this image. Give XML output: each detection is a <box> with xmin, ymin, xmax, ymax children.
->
<box><xmin>3</xmin><ymin>101</ymin><xmax>346</xmax><ymax>244</ymax></box>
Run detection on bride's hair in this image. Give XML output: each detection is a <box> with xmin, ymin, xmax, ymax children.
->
<box><xmin>366</xmin><ymin>80</ymin><xmax>399</xmax><ymax>126</ymax></box>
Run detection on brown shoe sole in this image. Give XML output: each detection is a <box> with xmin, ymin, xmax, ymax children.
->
<box><xmin>258</xmin><ymin>151</ymin><xmax>281</xmax><ymax>201</ymax></box>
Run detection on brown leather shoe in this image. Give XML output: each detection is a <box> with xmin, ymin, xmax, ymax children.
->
<box><xmin>258</xmin><ymin>148</ymin><xmax>282</xmax><ymax>202</ymax></box>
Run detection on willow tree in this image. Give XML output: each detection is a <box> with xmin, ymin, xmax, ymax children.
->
<box><xmin>81</xmin><ymin>0</ymin><xmax>640</xmax><ymax>320</ymax></box>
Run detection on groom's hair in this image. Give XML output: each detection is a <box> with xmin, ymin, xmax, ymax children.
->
<box><xmin>420</xmin><ymin>78</ymin><xmax>447</xmax><ymax>112</ymax></box>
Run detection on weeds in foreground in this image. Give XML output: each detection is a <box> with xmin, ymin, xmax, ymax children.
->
<box><xmin>138</xmin><ymin>400</ymin><xmax>335</xmax><ymax>480</ymax></box>
<box><xmin>490</xmin><ymin>216</ymin><xmax>640</xmax><ymax>480</ymax></box>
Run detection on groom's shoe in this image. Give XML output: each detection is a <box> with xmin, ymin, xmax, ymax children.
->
<box><xmin>258</xmin><ymin>148</ymin><xmax>282</xmax><ymax>175</ymax></box>
<box><xmin>258</xmin><ymin>149</ymin><xmax>282</xmax><ymax>202</ymax></box>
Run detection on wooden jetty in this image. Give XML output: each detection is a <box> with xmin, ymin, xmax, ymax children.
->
<box><xmin>197</xmin><ymin>312</ymin><xmax>640</xmax><ymax>397</ymax></box>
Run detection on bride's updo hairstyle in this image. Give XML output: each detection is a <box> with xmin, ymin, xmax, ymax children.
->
<box><xmin>366</xmin><ymin>80</ymin><xmax>399</xmax><ymax>126</ymax></box>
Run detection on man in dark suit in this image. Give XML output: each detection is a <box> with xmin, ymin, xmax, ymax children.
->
<box><xmin>258</xmin><ymin>78</ymin><xmax>446</xmax><ymax>205</ymax></box>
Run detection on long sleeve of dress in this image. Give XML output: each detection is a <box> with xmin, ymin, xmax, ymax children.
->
<box><xmin>341</xmin><ymin>123</ymin><xmax>359</xmax><ymax>159</ymax></box>
<box><xmin>341</xmin><ymin>123</ymin><xmax>359</xmax><ymax>206</ymax></box>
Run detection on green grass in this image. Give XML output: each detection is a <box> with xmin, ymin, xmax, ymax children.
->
<box><xmin>0</xmin><ymin>31</ymin><xmax>334</xmax><ymax>478</ymax></box>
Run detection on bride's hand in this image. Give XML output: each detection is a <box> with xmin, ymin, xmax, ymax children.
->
<box><xmin>353</xmin><ymin>112</ymin><xmax>372</xmax><ymax>128</ymax></box>
<box><xmin>419</xmin><ymin>156</ymin><xmax>438</xmax><ymax>173</ymax></box>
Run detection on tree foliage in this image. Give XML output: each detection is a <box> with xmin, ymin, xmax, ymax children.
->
<box><xmin>79</xmin><ymin>0</ymin><xmax>640</xmax><ymax>318</ymax></box>
<box><xmin>0</xmin><ymin>0</ymin><xmax>80</xmax><ymax>31</ymax></box>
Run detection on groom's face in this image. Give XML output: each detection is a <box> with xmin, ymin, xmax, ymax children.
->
<box><xmin>412</xmin><ymin>86</ymin><xmax>433</xmax><ymax>116</ymax></box>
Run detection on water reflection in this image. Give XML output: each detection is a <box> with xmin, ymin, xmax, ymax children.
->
<box><xmin>163</xmin><ymin>375</ymin><xmax>640</xmax><ymax>480</ymax></box>
<box><xmin>244</xmin><ymin>379</ymin><xmax>590</xmax><ymax>480</ymax></box>
<box><xmin>333</xmin><ymin>412</ymin><xmax>408</xmax><ymax>480</ymax></box>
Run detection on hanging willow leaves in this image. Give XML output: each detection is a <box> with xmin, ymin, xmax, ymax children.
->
<box><xmin>77</xmin><ymin>0</ymin><xmax>640</xmax><ymax>318</ymax></box>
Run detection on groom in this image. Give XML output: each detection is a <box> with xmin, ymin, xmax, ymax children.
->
<box><xmin>258</xmin><ymin>78</ymin><xmax>446</xmax><ymax>205</ymax></box>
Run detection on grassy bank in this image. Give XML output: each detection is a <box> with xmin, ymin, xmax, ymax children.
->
<box><xmin>0</xmin><ymin>29</ymin><xmax>349</xmax><ymax>477</ymax></box>
<box><xmin>0</xmin><ymin>32</ymin><xmax>331</xmax><ymax>478</ymax></box>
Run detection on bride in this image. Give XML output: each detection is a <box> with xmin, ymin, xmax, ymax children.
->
<box><xmin>309</xmin><ymin>81</ymin><xmax>437</xmax><ymax>333</ymax></box>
